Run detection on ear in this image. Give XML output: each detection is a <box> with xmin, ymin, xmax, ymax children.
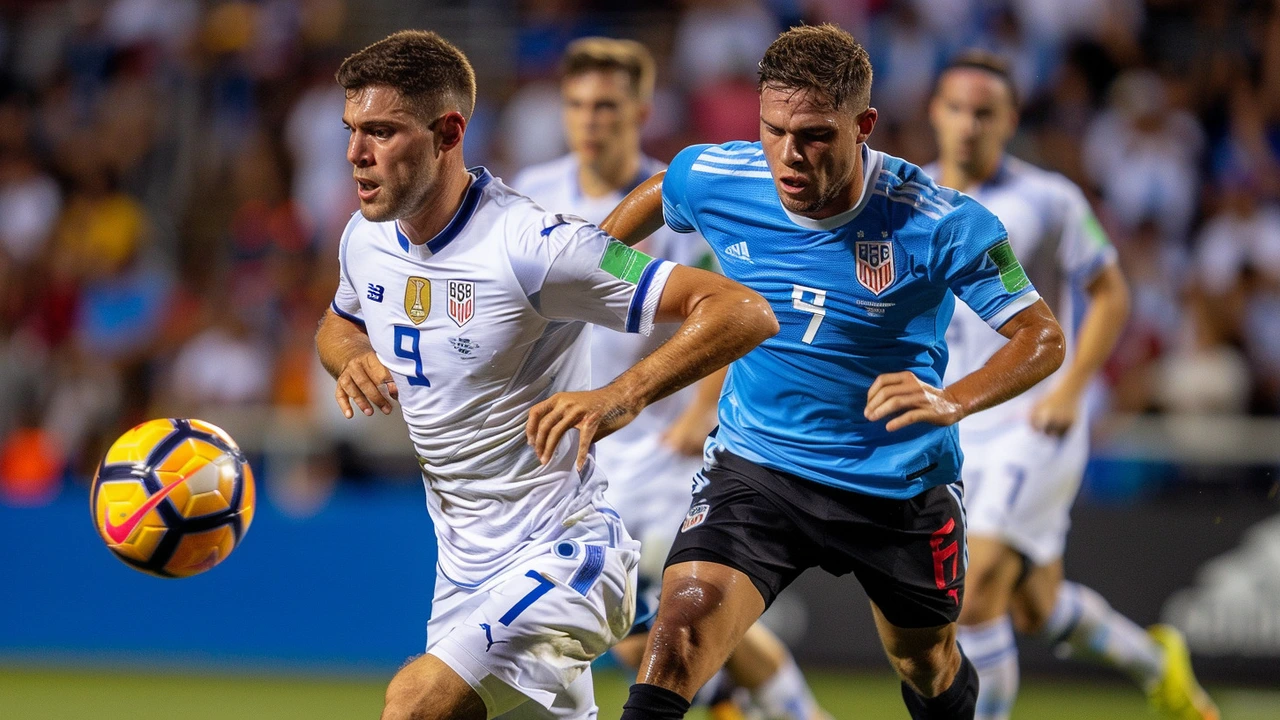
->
<box><xmin>434</xmin><ymin>111</ymin><xmax>467</xmax><ymax>153</ymax></box>
<box><xmin>855</xmin><ymin>107</ymin><xmax>878</xmax><ymax>144</ymax></box>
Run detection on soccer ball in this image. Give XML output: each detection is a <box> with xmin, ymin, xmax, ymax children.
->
<box><xmin>91</xmin><ymin>418</ymin><xmax>256</xmax><ymax>578</ymax></box>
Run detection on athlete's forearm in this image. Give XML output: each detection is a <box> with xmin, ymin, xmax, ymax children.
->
<box><xmin>946</xmin><ymin>300</ymin><xmax>1065</xmax><ymax>417</ymax></box>
<box><xmin>1054</xmin><ymin>263</ymin><xmax>1129</xmax><ymax>397</ymax></box>
<box><xmin>609</xmin><ymin>279</ymin><xmax>776</xmax><ymax>414</ymax></box>
<box><xmin>316</xmin><ymin>308</ymin><xmax>375</xmax><ymax>380</ymax></box>
<box><xmin>600</xmin><ymin>173</ymin><xmax>666</xmax><ymax>247</ymax></box>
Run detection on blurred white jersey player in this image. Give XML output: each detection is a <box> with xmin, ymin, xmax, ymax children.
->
<box><xmin>316</xmin><ymin>31</ymin><xmax>776</xmax><ymax>720</ymax></box>
<box><xmin>512</xmin><ymin>38</ymin><xmax>826</xmax><ymax>720</ymax></box>
<box><xmin>930</xmin><ymin>52</ymin><xmax>1218</xmax><ymax>720</ymax></box>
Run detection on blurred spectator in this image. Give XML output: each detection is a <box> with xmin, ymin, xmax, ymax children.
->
<box><xmin>1194</xmin><ymin>178</ymin><xmax>1280</xmax><ymax>298</ymax></box>
<box><xmin>166</xmin><ymin>302</ymin><xmax>272</xmax><ymax>411</ymax></box>
<box><xmin>285</xmin><ymin>62</ymin><xmax>353</xmax><ymax>245</ymax></box>
<box><xmin>1083</xmin><ymin>69</ymin><xmax>1203</xmax><ymax>241</ymax></box>
<box><xmin>672</xmin><ymin>0</ymin><xmax>777</xmax><ymax>91</ymax></box>
<box><xmin>0</xmin><ymin>150</ymin><xmax>61</xmax><ymax>267</ymax></box>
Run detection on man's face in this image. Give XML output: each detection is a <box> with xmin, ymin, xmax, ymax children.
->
<box><xmin>759</xmin><ymin>86</ymin><xmax>870</xmax><ymax>217</ymax></box>
<box><xmin>929</xmin><ymin>69</ymin><xmax>1017</xmax><ymax>176</ymax></box>
<box><xmin>562</xmin><ymin>69</ymin><xmax>645</xmax><ymax>168</ymax></box>
<box><xmin>343</xmin><ymin>85</ymin><xmax>438</xmax><ymax>222</ymax></box>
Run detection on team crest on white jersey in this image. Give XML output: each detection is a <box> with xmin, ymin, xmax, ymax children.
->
<box><xmin>448</xmin><ymin>280</ymin><xmax>475</xmax><ymax>327</ymax></box>
<box><xmin>855</xmin><ymin>240</ymin><xmax>894</xmax><ymax>295</ymax></box>
<box><xmin>404</xmin><ymin>276</ymin><xmax>430</xmax><ymax>324</ymax></box>
<box><xmin>681</xmin><ymin>503</ymin><xmax>710</xmax><ymax>533</ymax></box>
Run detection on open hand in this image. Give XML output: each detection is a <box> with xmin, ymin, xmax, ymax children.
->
<box><xmin>526</xmin><ymin>388</ymin><xmax>642</xmax><ymax>470</ymax></box>
<box><xmin>335</xmin><ymin>351</ymin><xmax>398</xmax><ymax>418</ymax></box>
<box><xmin>864</xmin><ymin>371</ymin><xmax>964</xmax><ymax>431</ymax></box>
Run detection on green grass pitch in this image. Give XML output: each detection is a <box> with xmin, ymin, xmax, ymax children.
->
<box><xmin>1</xmin><ymin>666</ymin><xmax>1275</xmax><ymax>719</ymax></box>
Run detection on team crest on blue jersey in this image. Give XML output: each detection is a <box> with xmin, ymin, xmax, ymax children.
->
<box><xmin>404</xmin><ymin>277</ymin><xmax>430</xmax><ymax>324</ymax></box>
<box><xmin>855</xmin><ymin>240</ymin><xmax>895</xmax><ymax>296</ymax></box>
<box><xmin>448</xmin><ymin>280</ymin><xmax>475</xmax><ymax>327</ymax></box>
<box><xmin>681</xmin><ymin>503</ymin><xmax>709</xmax><ymax>533</ymax></box>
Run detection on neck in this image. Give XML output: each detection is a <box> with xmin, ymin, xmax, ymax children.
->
<box><xmin>938</xmin><ymin>154</ymin><xmax>1001</xmax><ymax>193</ymax></box>
<box><xmin>578</xmin><ymin>149</ymin><xmax>641</xmax><ymax>199</ymax></box>
<box><xmin>398</xmin><ymin>165</ymin><xmax>472</xmax><ymax>245</ymax></box>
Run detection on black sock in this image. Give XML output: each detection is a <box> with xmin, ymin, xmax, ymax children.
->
<box><xmin>900</xmin><ymin>652</ymin><xmax>978</xmax><ymax>720</ymax></box>
<box><xmin>620</xmin><ymin>682</ymin><xmax>692</xmax><ymax>720</ymax></box>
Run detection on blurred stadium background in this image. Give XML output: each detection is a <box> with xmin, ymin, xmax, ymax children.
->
<box><xmin>2</xmin><ymin>0</ymin><xmax>1279</xmax><ymax>717</ymax></box>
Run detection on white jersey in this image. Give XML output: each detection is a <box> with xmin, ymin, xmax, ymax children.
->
<box><xmin>512</xmin><ymin>155</ymin><xmax>716</xmax><ymax>478</ymax></box>
<box><xmin>332</xmin><ymin>168</ymin><xmax>674</xmax><ymax>587</ymax></box>
<box><xmin>934</xmin><ymin>157</ymin><xmax>1117</xmax><ymax>432</ymax></box>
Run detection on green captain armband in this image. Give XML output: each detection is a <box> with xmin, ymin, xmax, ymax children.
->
<box><xmin>987</xmin><ymin>240</ymin><xmax>1031</xmax><ymax>294</ymax></box>
<box><xmin>599</xmin><ymin>239</ymin><xmax>656</xmax><ymax>284</ymax></box>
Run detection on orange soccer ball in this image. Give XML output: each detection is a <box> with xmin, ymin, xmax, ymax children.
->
<box><xmin>91</xmin><ymin>418</ymin><xmax>256</xmax><ymax>578</ymax></box>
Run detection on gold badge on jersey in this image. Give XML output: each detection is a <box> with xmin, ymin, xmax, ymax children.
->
<box><xmin>404</xmin><ymin>276</ymin><xmax>431</xmax><ymax>324</ymax></box>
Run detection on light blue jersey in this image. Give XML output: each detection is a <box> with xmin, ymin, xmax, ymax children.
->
<box><xmin>663</xmin><ymin>142</ymin><xmax>1041</xmax><ymax>498</ymax></box>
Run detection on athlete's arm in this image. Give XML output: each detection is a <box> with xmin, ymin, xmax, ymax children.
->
<box><xmin>1030</xmin><ymin>263</ymin><xmax>1128</xmax><ymax>435</ymax></box>
<box><xmin>315</xmin><ymin>308</ymin><xmax>398</xmax><ymax>418</ymax></box>
<box><xmin>600</xmin><ymin>172</ymin><xmax>666</xmax><ymax>247</ymax></box>
<box><xmin>526</xmin><ymin>266</ymin><xmax>776</xmax><ymax>468</ymax></box>
<box><xmin>865</xmin><ymin>300</ymin><xmax>1064</xmax><ymax>431</ymax></box>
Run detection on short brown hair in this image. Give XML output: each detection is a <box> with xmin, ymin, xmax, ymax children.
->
<box><xmin>336</xmin><ymin>30</ymin><xmax>477</xmax><ymax>121</ymax></box>
<box><xmin>758</xmin><ymin>24</ymin><xmax>873</xmax><ymax>112</ymax></box>
<box><xmin>938</xmin><ymin>49</ymin><xmax>1019</xmax><ymax>106</ymax></box>
<box><xmin>561</xmin><ymin>37</ymin><xmax>656</xmax><ymax>102</ymax></box>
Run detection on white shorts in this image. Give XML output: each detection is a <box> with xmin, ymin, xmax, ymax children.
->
<box><xmin>426</xmin><ymin>508</ymin><xmax>640</xmax><ymax>719</ymax></box>
<box><xmin>599</xmin><ymin>432</ymin><xmax>704</xmax><ymax>630</ymax></box>
<box><xmin>958</xmin><ymin>420</ymin><xmax>1088</xmax><ymax>565</ymax></box>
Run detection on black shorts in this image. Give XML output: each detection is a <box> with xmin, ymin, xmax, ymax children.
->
<box><xmin>666</xmin><ymin>448</ymin><xmax>967</xmax><ymax>629</ymax></box>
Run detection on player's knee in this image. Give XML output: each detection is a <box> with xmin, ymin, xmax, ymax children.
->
<box><xmin>887</xmin><ymin>638</ymin><xmax>960</xmax><ymax>698</ymax></box>
<box><xmin>649</xmin><ymin>575</ymin><xmax>727</xmax><ymax>663</ymax></box>
<box><xmin>1010</xmin><ymin>594</ymin><xmax>1053</xmax><ymax>636</ymax></box>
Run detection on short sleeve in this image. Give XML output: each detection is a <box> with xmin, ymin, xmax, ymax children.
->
<box><xmin>662</xmin><ymin>144</ymin><xmax>712</xmax><ymax>234</ymax></box>
<box><xmin>331</xmin><ymin>213</ymin><xmax>365</xmax><ymax>326</ymax></box>
<box><xmin>536</xmin><ymin>222</ymin><xmax>675</xmax><ymax>335</ymax></box>
<box><xmin>934</xmin><ymin>202</ymin><xmax>1041</xmax><ymax>330</ymax></box>
<box><xmin>1058</xmin><ymin>184</ymin><xmax>1118</xmax><ymax>287</ymax></box>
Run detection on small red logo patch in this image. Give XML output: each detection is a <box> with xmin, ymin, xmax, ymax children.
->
<box><xmin>681</xmin><ymin>503</ymin><xmax>709</xmax><ymax>533</ymax></box>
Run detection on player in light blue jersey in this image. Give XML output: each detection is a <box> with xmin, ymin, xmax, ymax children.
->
<box><xmin>600</xmin><ymin>25</ymin><xmax>1066</xmax><ymax>720</ymax></box>
<box><xmin>512</xmin><ymin>38</ymin><xmax>828</xmax><ymax>720</ymax></box>
<box><xmin>929</xmin><ymin>52</ymin><xmax>1218</xmax><ymax>720</ymax></box>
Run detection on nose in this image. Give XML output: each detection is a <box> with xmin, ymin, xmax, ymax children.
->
<box><xmin>782</xmin><ymin>134</ymin><xmax>805</xmax><ymax>168</ymax></box>
<box><xmin>347</xmin><ymin>132</ymin><xmax>371</xmax><ymax>168</ymax></box>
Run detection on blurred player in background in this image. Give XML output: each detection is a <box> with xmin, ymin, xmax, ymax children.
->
<box><xmin>929</xmin><ymin>51</ymin><xmax>1219</xmax><ymax>720</ymax></box>
<box><xmin>601</xmin><ymin>25</ymin><xmax>1066</xmax><ymax>720</ymax></box>
<box><xmin>512</xmin><ymin>38</ymin><xmax>827</xmax><ymax>720</ymax></box>
<box><xmin>314</xmin><ymin>30</ymin><xmax>777</xmax><ymax>720</ymax></box>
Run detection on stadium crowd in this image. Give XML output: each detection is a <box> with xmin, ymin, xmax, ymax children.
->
<box><xmin>1</xmin><ymin>0</ymin><xmax>1278</xmax><ymax>504</ymax></box>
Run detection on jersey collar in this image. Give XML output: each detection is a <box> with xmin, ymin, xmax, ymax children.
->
<box><xmin>396</xmin><ymin>167</ymin><xmax>493</xmax><ymax>256</ymax></box>
<box><xmin>780</xmin><ymin>145</ymin><xmax>883</xmax><ymax>232</ymax></box>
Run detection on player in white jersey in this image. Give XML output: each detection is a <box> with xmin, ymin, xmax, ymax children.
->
<box><xmin>929</xmin><ymin>51</ymin><xmax>1217</xmax><ymax>720</ymax></box>
<box><xmin>511</xmin><ymin>38</ymin><xmax>827</xmax><ymax>720</ymax></box>
<box><xmin>313</xmin><ymin>31</ymin><xmax>777</xmax><ymax>720</ymax></box>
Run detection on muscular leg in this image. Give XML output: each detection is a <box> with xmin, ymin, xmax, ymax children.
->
<box><xmin>621</xmin><ymin>561</ymin><xmax>766</xmax><ymax>720</ymax></box>
<box><xmin>956</xmin><ymin>536</ymin><xmax>1024</xmax><ymax>720</ymax></box>
<box><xmin>870</xmin><ymin>602</ymin><xmax>976</xmax><ymax>720</ymax></box>
<box><xmin>382</xmin><ymin>654</ymin><xmax>487</xmax><ymax>720</ymax></box>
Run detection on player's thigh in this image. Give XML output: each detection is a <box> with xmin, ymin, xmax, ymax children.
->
<box><xmin>384</xmin><ymin>653</ymin><xmax>487</xmax><ymax>720</ymax></box>
<box><xmin>958</xmin><ymin>535</ymin><xmax>1024</xmax><ymax>624</ymax></box>
<box><xmin>1010</xmin><ymin>557</ymin><xmax>1065</xmax><ymax>635</ymax></box>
